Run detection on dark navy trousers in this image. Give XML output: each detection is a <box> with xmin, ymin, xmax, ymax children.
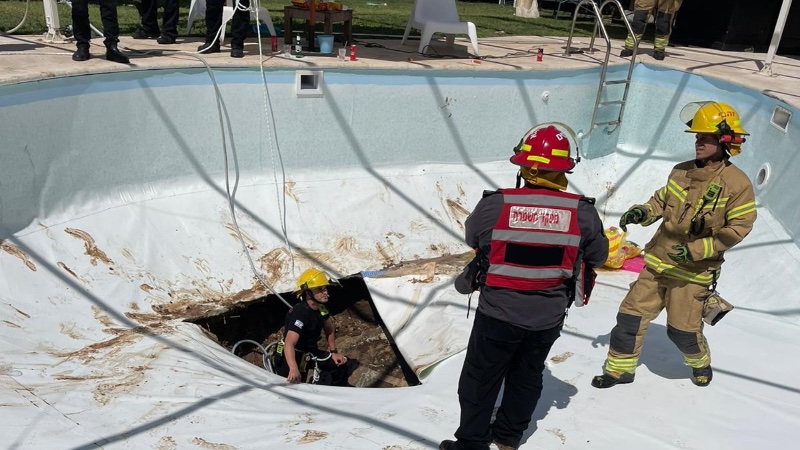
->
<box><xmin>454</xmin><ymin>310</ymin><xmax>561</xmax><ymax>449</ymax></box>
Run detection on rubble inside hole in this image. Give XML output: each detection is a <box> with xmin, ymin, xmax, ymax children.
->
<box><xmin>189</xmin><ymin>276</ymin><xmax>420</xmax><ymax>388</ymax></box>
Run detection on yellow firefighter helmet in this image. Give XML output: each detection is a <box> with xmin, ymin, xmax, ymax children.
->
<box><xmin>680</xmin><ymin>101</ymin><xmax>749</xmax><ymax>155</ymax></box>
<box><xmin>296</xmin><ymin>268</ymin><xmax>331</xmax><ymax>292</ymax></box>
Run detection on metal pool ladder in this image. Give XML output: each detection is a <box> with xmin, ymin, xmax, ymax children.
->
<box><xmin>563</xmin><ymin>0</ymin><xmax>638</xmax><ymax>135</ymax></box>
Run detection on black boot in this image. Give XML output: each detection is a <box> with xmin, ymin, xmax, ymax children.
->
<box><xmin>198</xmin><ymin>42</ymin><xmax>221</xmax><ymax>54</ymax></box>
<box><xmin>230</xmin><ymin>48</ymin><xmax>245</xmax><ymax>58</ymax></box>
<box><xmin>653</xmin><ymin>50</ymin><xmax>666</xmax><ymax>61</ymax></box>
<box><xmin>591</xmin><ymin>372</ymin><xmax>634</xmax><ymax>388</ymax></box>
<box><xmin>692</xmin><ymin>366</ymin><xmax>713</xmax><ymax>387</ymax></box>
<box><xmin>105</xmin><ymin>44</ymin><xmax>130</xmax><ymax>64</ymax></box>
<box><xmin>72</xmin><ymin>46</ymin><xmax>90</xmax><ymax>62</ymax></box>
<box><xmin>620</xmin><ymin>48</ymin><xmax>634</xmax><ymax>57</ymax></box>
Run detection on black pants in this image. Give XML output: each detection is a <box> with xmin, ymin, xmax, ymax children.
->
<box><xmin>204</xmin><ymin>0</ymin><xmax>250</xmax><ymax>49</ymax></box>
<box><xmin>136</xmin><ymin>0</ymin><xmax>179</xmax><ymax>39</ymax></box>
<box><xmin>72</xmin><ymin>0</ymin><xmax>120</xmax><ymax>48</ymax></box>
<box><xmin>273</xmin><ymin>350</ymin><xmax>349</xmax><ymax>387</ymax></box>
<box><xmin>454</xmin><ymin>311</ymin><xmax>561</xmax><ymax>450</ymax></box>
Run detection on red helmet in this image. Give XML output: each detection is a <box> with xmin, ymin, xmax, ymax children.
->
<box><xmin>510</xmin><ymin>123</ymin><xmax>578</xmax><ymax>172</ymax></box>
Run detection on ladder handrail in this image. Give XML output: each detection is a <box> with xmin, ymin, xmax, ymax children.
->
<box><xmin>564</xmin><ymin>0</ymin><xmax>639</xmax><ymax>137</ymax></box>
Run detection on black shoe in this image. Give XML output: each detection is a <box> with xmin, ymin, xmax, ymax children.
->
<box><xmin>157</xmin><ymin>35</ymin><xmax>176</xmax><ymax>45</ymax></box>
<box><xmin>197</xmin><ymin>42</ymin><xmax>221</xmax><ymax>54</ymax></box>
<box><xmin>131</xmin><ymin>28</ymin><xmax>158</xmax><ymax>40</ymax></box>
<box><xmin>438</xmin><ymin>440</ymin><xmax>456</xmax><ymax>450</ymax></box>
<box><xmin>72</xmin><ymin>46</ymin><xmax>90</xmax><ymax>62</ymax></box>
<box><xmin>653</xmin><ymin>50</ymin><xmax>666</xmax><ymax>60</ymax></box>
<box><xmin>105</xmin><ymin>44</ymin><xmax>130</xmax><ymax>64</ymax></box>
<box><xmin>231</xmin><ymin>48</ymin><xmax>244</xmax><ymax>58</ymax></box>
<box><xmin>692</xmin><ymin>366</ymin><xmax>713</xmax><ymax>387</ymax></box>
<box><xmin>619</xmin><ymin>48</ymin><xmax>634</xmax><ymax>57</ymax></box>
<box><xmin>591</xmin><ymin>372</ymin><xmax>634</xmax><ymax>388</ymax></box>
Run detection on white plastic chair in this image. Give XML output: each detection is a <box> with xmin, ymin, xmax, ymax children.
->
<box><xmin>187</xmin><ymin>0</ymin><xmax>276</xmax><ymax>39</ymax></box>
<box><xmin>401</xmin><ymin>0</ymin><xmax>480</xmax><ymax>56</ymax></box>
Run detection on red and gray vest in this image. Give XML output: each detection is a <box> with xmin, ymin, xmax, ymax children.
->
<box><xmin>484</xmin><ymin>188</ymin><xmax>583</xmax><ymax>291</ymax></box>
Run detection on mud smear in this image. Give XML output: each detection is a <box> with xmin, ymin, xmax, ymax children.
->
<box><xmin>94</xmin><ymin>366</ymin><xmax>148</xmax><ymax>405</ymax></box>
<box><xmin>284</xmin><ymin>179</ymin><xmax>301</xmax><ymax>202</ymax></box>
<box><xmin>191</xmin><ymin>437</ymin><xmax>236</xmax><ymax>450</ymax></box>
<box><xmin>156</xmin><ymin>436</ymin><xmax>177</xmax><ymax>450</ymax></box>
<box><xmin>9</xmin><ymin>305</ymin><xmax>30</xmax><ymax>319</ymax></box>
<box><xmin>332</xmin><ymin>236</ymin><xmax>375</xmax><ymax>262</ymax></box>
<box><xmin>60</xmin><ymin>322</ymin><xmax>86</xmax><ymax>340</ymax></box>
<box><xmin>375</xmin><ymin>242</ymin><xmax>397</xmax><ymax>267</ymax></box>
<box><xmin>0</xmin><ymin>240</ymin><xmax>37</xmax><ymax>271</ymax></box>
<box><xmin>53</xmin><ymin>332</ymin><xmax>139</xmax><ymax>363</ymax></box>
<box><xmin>374</xmin><ymin>251</ymin><xmax>474</xmax><ymax>277</ymax></box>
<box><xmin>547</xmin><ymin>428</ymin><xmax>567</xmax><ymax>444</ymax></box>
<box><xmin>57</xmin><ymin>262</ymin><xmax>84</xmax><ymax>283</ymax></box>
<box><xmin>549</xmin><ymin>352</ymin><xmax>574</xmax><ymax>364</ymax></box>
<box><xmin>258</xmin><ymin>247</ymin><xmax>291</xmax><ymax>287</ymax></box>
<box><xmin>446</xmin><ymin>198</ymin><xmax>471</xmax><ymax>221</ymax></box>
<box><xmin>153</xmin><ymin>281</ymin><xmax>267</xmax><ymax>322</ymax></box>
<box><xmin>64</xmin><ymin>228</ymin><xmax>114</xmax><ymax>266</ymax></box>
<box><xmin>297</xmin><ymin>430</ymin><xmax>328</xmax><ymax>444</ymax></box>
<box><xmin>92</xmin><ymin>305</ymin><xmax>115</xmax><ymax>327</ymax></box>
<box><xmin>223</xmin><ymin>223</ymin><xmax>258</xmax><ymax>250</ymax></box>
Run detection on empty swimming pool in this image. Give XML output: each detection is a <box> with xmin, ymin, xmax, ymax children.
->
<box><xmin>1</xmin><ymin>63</ymin><xmax>798</xmax><ymax>449</ymax></box>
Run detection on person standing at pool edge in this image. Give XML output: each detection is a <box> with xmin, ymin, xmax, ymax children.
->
<box><xmin>592</xmin><ymin>101</ymin><xmax>756</xmax><ymax>389</ymax></box>
<box><xmin>440</xmin><ymin>123</ymin><xmax>609</xmax><ymax>450</ymax></box>
<box><xmin>197</xmin><ymin>0</ymin><xmax>251</xmax><ymax>58</ymax></box>
<box><xmin>71</xmin><ymin>0</ymin><xmax>129</xmax><ymax>63</ymax></box>
<box><xmin>620</xmin><ymin>0</ymin><xmax>683</xmax><ymax>60</ymax></box>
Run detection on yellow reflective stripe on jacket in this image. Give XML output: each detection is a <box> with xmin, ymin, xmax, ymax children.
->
<box><xmin>656</xmin><ymin>186</ymin><xmax>667</xmax><ymax>202</ymax></box>
<box><xmin>702</xmin><ymin>197</ymin><xmax>728</xmax><ymax>210</ymax></box>
<box><xmin>644</xmin><ymin>253</ymin><xmax>715</xmax><ymax>285</ymax></box>
<box><xmin>604</xmin><ymin>356</ymin><xmax>638</xmax><ymax>375</ymax></box>
<box><xmin>701</xmin><ymin>237</ymin><xmax>714</xmax><ymax>259</ymax></box>
<box><xmin>667</xmin><ymin>179</ymin><xmax>687</xmax><ymax>202</ymax></box>
<box><xmin>726</xmin><ymin>201</ymin><xmax>756</xmax><ymax>220</ymax></box>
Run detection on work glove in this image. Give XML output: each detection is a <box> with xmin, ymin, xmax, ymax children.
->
<box><xmin>667</xmin><ymin>244</ymin><xmax>692</xmax><ymax>264</ymax></box>
<box><xmin>619</xmin><ymin>206</ymin><xmax>646</xmax><ymax>232</ymax></box>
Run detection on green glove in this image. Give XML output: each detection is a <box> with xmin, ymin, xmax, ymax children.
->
<box><xmin>619</xmin><ymin>206</ymin><xmax>646</xmax><ymax>232</ymax></box>
<box><xmin>667</xmin><ymin>244</ymin><xmax>692</xmax><ymax>264</ymax></box>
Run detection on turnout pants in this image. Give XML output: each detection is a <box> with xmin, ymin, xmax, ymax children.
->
<box><xmin>604</xmin><ymin>267</ymin><xmax>711</xmax><ymax>378</ymax></box>
<box><xmin>454</xmin><ymin>311</ymin><xmax>561</xmax><ymax>450</ymax></box>
<box><xmin>624</xmin><ymin>0</ymin><xmax>684</xmax><ymax>51</ymax></box>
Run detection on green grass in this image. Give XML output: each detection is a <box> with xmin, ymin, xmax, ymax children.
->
<box><xmin>0</xmin><ymin>0</ymin><xmax>627</xmax><ymax>39</ymax></box>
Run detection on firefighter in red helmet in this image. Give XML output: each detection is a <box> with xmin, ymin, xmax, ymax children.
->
<box><xmin>440</xmin><ymin>123</ymin><xmax>608</xmax><ymax>450</ymax></box>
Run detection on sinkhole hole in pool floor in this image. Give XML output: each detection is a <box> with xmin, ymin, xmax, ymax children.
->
<box><xmin>190</xmin><ymin>275</ymin><xmax>420</xmax><ymax>388</ymax></box>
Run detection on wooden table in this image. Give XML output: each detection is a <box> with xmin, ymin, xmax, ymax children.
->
<box><xmin>283</xmin><ymin>6</ymin><xmax>353</xmax><ymax>50</ymax></box>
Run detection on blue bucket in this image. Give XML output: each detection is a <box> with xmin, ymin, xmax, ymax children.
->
<box><xmin>318</xmin><ymin>34</ymin><xmax>334</xmax><ymax>54</ymax></box>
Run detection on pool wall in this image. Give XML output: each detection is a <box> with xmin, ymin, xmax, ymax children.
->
<box><xmin>0</xmin><ymin>65</ymin><xmax>798</xmax><ymax>319</ymax></box>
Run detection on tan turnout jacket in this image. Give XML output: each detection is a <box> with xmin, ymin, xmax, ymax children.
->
<box><xmin>636</xmin><ymin>159</ymin><xmax>756</xmax><ymax>285</ymax></box>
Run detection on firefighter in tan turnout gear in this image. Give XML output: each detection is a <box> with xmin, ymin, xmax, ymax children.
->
<box><xmin>620</xmin><ymin>0</ymin><xmax>684</xmax><ymax>60</ymax></box>
<box><xmin>592</xmin><ymin>101</ymin><xmax>757</xmax><ymax>389</ymax></box>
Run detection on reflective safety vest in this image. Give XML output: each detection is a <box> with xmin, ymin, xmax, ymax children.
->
<box><xmin>484</xmin><ymin>188</ymin><xmax>583</xmax><ymax>291</ymax></box>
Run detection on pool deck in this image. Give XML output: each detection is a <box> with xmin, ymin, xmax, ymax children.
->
<box><xmin>1</xmin><ymin>32</ymin><xmax>799</xmax><ymax>109</ymax></box>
